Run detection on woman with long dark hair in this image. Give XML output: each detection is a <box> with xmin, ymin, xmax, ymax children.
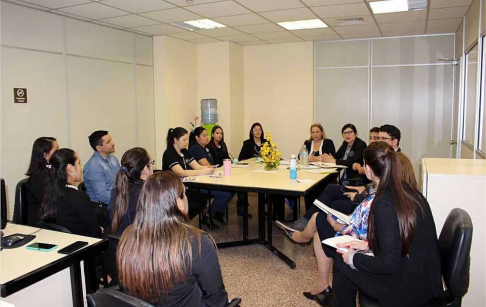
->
<box><xmin>189</xmin><ymin>127</ymin><xmax>235</xmax><ymax>225</ymax></box>
<box><xmin>40</xmin><ymin>148</ymin><xmax>101</xmax><ymax>238</ymax></box>
<box><xmin>25</xmin><ymin>137</ymin><xmax>59</xmax><ymax>226</ymax></box>
<box><xmin>324</xmin><ymin>142</ymin><xmax>443</xmax><ymax>307</ymax></box>
<box><xmin>162</xmin><ymin>127</ymin><xmax>214</xmax><ymax>225</ymax></box>
<box><xmin>206</xmin><ymin>125</ymin><xmax>230</xmax><ymax>167</ymax></box>
<box><xmin>117</xmin><ymin>171</ymin><xmax>228</xmax><ymax>306</ymax></box>
<box><xmin>238</xmin><ymin>122</ymin><xmax>267</xmax><ymax>161</ymax></box>
<box><xmin>108</xmin><ymin>147</ymin><xmax>153</xmax><ymax>235</ymax></box>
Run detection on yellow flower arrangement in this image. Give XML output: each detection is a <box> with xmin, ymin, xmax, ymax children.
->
<box><xmin>258</xmin><ymin>132</ymin><xmax>282</xmax><ymax>171</ymax></box>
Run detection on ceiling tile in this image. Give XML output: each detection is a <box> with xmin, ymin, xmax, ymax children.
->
<box><xmin>302</xmin><ymin>35</ymin><xmax>341</xmax><ymax>41</ymax></box>
<box><xmin>184</xmin><ymin>1</ymin><xmax>251</xmax><ymax>18</ymax></box>
<box><xmin>190</xmin><ymin>38</ymin><xmax>221</xmax><ymax>43</ymax></box>
<box><xmin>302</xmin><ymin>0</ymin><xmax>362</xmax><ymax>6</ymax></box>
<box><xmin>52</xmin><ymin>10</ymin><xmax>91</xmax><ymax>20</ymax></box>
<box><xmin>198</xmin><ymin>28</ymin><xmax>244</xmax><ymax>37</ymax></box>
<box><xmin>91</xmin><ymin>20</ymin><xmax>125</xmax><ymax>29</ymax></box>
<box><xmin>140</xmin><ymin>8</ymin><xmax>202</xmax><ymax>23</ymax></box>
<box><xmin>323</xmin><ymin>14</ymin><xmax>375</xmax><ymax>27</ymax></box>
<box><xmin>291</xmin><ymin>28</ymin><xmax>336</xmax><ymax>37</ymax></box>
<box><xmin>168</xmin><ymin>31</ymin><xmax>208</xmax><ymax>40</ymax></box>
<box><xmin>427</xmin><ymin>18</ymin><xmax>462</xmax><ymax>30</ymax></box>
<box><xmin>259</xmin><ymin>8</ymin><xmax>317</xmax><ymax>22</ymax></box>
<box><xmin>426</xmin><ymin>27</ymin><xmax>459</xmax><ymax>34</ymax></box>
<box><xmin>165</xmin><ymin>0</ymin><xmax>222</xmax><ymax>6</ymax></box>
<box><xmin>234</xmin><ymin>23</ymin><xmax>284</xmax><ymax>33</ymax></box>
<box><xmin>213</xmin><ymin>14</ymin><xmax>269</xmax><ymax>27</ymax></box>
<box><xmin>382</xmin><ymin>29</ymin><xmax>425</xmax><ymax>37</ymax></box>
<box><xmin>341</xmin><ymin>32</ymin><xmax>381</xmax><ymax>39</ymax></box>
<box><xmin>253</xmin><ymin>31</ymin><xmax>298</xmax><ymax>40</ymax></box>
<box><xmin>234</xmin><ymin>0</ymin><xmax>304</xmax><ymax>12</ymax></box>
<box><xmin>239</xmin><ymin>41</ymin><xmax>268</xmax><ymax>45</ymax></box>
<box><xmin>21</xmin><ymin>0</ymin><xmax>90</xmax><ymax>9</ymax></box>
<box><xmin>57</xmin><ymin>2</ymin><xmax>128</xmax><ymax>20</ymax></box>
<box><xmin>429</xmin><ymin>6</ymin><xmax>470</xmax><ymax>20</ymax></box>
<box><xmin>312</xmin><ymin>3</ymin><xmax>370</xmax><ymax>18</ymax></box>
<box><xmin>127</xmin><ymin>29</ymin><xmax>154</xmax><ymax>36</ymax></box>
<box><xmin>100</xmin><ymin>14</ymin><xmax>160</xmax><ymax>28</ymax></box>
<box><xmin>217</xmin><ymin>34</ymin><xmax>261</xmax><ymax>42</ymax></box>
<box><xmin>380</xmin><ymin>21</ymin><xmax>426</xmax><ymax>31</ymax></box>
<box><xmin>101</xmin><ymin>0</ymin><xmax>176</xmax><ymax>13</ymax></box>
<box><xmin>132</xmin><ymin>24</ymin><xmax>187</xmax><ymax>35</ymax></box>
<box><xmin>334</xmin><ymin>24</ymin><xmax>380</xmax><ymax>34</ymax></box>
<box><xmin>5</xmin><ymin>0</ymin><xmax>50</xmax><ymax>10</ymax></box>
<box><xmin>266</xmin><ymin>38</ymin><xmax>304</xmax><ymax>44</ymax></box>
<box><xmin>430</xmin><ymin>0</ymin><xmax>473</xmax><ymax>9</ymax></box>
<box><xmin>374</xmin><ymin>10</ymin><xmax>426</xmax><ymax>24</ymax></box>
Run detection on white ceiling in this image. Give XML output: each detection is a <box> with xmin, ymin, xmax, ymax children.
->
<box><xmin>4</xmin><ymin>0</ymin><xmax>473</xmax><ymax>45</ymax></box>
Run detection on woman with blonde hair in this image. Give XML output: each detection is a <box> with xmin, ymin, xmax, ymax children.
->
<box><xmin>304</xmin><ymin>124</ymin><xmax>335</xmax><ymax>162</ymax></box>
<box><xmin>117</xmin><ymin>171</ymin><xmax>228</xmax><ymax>306</ymax></box>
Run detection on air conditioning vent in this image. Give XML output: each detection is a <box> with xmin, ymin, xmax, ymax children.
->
<box><xmin>336</xmin><ymin>17</ymin><xmax>364</xmax><ymax>26</ymax></box>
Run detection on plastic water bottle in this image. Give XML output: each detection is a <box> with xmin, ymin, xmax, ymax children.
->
<box><xmin>290</xmin><ymin>154</ymin><xmax>297</xmax><ymax>179</ymax></box>
<box><xmin>299</xmin><ymin>145</ymin><xmax>308</xmax><ymax>166</ymax></box>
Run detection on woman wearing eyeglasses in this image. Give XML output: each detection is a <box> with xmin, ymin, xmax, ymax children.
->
<box><xmin>238</xmin><ymin>122</ymin><xmax>267</xmax><ymax>161</ymax></box>
<box><xmin>322</xmin><ymin>124</ymin><xmax>367</xmax><ymax>185</ymax></box>
<box><xmin>108</xmin><ymin>147</ymin><xmax>154</xmax><ymax>236</ymax></box>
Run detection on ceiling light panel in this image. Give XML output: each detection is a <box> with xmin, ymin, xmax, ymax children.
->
<box><xmin>172</xmin><ymin>19</ymin><xmax>227</xmax><ymax>31</ymax></box>
<box><xmin>369</xmin><ymin>0</ymin><xmax>428</xmax><ymax>14</ymax></box>
<box><xmin>278</xmin><ymin>19</ymin><xmax>328</xmax><ymax>30</ymax></box>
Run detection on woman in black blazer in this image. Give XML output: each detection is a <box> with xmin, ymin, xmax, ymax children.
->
<box><xmin>324</xmin><ymin>142</ymin><xmax>443</xmax><ymax>307</ymax></box>
<box><xmin>303</xmin><ymin>123</ymin><xmax>335</xmax><ymax>162</ymax></box>
<box><xmin>322</xmin><ymin>124</ymin><xmax>367</xmax><ymax>185</ymax></box>
<box><xmin>238</xmin><ymin>122</ymin><xmax>267</xmax><ymax>161</ymax></box>
<box><xmin>25</xmin><ymin>137</ymin><xmax>59</xmax><ymax>226</ymax></box>
<box><xmin>40</xmin><ymin>148</ymin><xmax>101</xmax><ymax>238</ymax></box>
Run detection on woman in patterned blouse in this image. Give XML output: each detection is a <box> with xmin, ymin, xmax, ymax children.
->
<box><xmin>280</xmin><ymin>145</ymin><xmax>416</xmax><ymax>303</ymax></box>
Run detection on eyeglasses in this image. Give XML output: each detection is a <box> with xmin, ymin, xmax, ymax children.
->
<box><xmin>147</xmin><ymin>159</ymin><xmax>155</xmax><ymax>166</ymax></box>
<box><xmin>379</xmin><ymin>137</ymin><xmax>394</xmax><ymax>141</ymax></box>
<box><xmin>252</xmin><ymin>128</ymin><xmax>262</xmax><ymax>132</ymax></box>
<box><xmin>342</xmin><ymin>130</ymin><xmax>355</xmax><ymax>136</ymax></box>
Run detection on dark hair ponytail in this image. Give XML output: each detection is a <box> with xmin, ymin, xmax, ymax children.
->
<box><xmin>189</xmin><ymin>127</ymin><xmax>206</xmax><ymax>149</ymax></box>
<box><xmin>26</xmin><ymin>137</ymin><xmax>57</xmax><ymax>176</ymax></box>
<box><xmin>40</xmin><ymin>148</ymin><xmax>77</xmax><ymax>222</ymax></box>
<box><xmin>365</xmin><ymin>142</ymin><xmax>423</xmax><ymax>256</ymax></box>
<box><xmin>112</xmin><ymin>147</ymin><xmax>149</xmax><ymax>233</ymax></box>
<box><xmin>166</xmin><ymin>127</ymin><xmax>188</xmax><ymax>147</ymax></box>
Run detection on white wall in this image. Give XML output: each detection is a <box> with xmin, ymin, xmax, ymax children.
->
<box><xmin>0</xmin><ymin>2</ymin><xmax>155</xmax><ymax>218</ymax></box>
<box><xmin>243</xmin><ymin>42</ymin><xmax>314</xmax><ymax>158</ymax></box>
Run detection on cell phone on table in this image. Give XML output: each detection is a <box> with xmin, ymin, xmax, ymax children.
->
<box><xmin>58</xmin><ymin>241</ymin><xmax>89</xmax><ymax>254</ymax></box>
<box><xmin>26</xmin><ymin>242</ymin><xmax>58</xmax><ymax>252</ymax></box>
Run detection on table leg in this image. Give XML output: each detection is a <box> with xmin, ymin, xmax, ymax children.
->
<box><xmin>70</xmin><ymin>263</ymin><xmax>83</xmax><ymax>307</ymax></box>
<box><xmin>242</xmin><ymin>192</ymin><xmax>249</xmax><ymax>241</ymax></box>
<box><xmin>258</xmin><ymin>193</ymin><xmax>265</xmax><ymax>243</ymax></box>
<box><xmin>266</xmin><ymin>194</ymin><xmax>272</xmax><ymax>245</ymax></box>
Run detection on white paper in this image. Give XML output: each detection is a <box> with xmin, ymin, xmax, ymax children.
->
<box><xmin>313</xmin><ymin>199</ymin><xmax>351</xmax><ymax>224</ymax></box>
<box><xmin>322</xmin><ymin>235</ymin><xmax>373</xmax><ymax>256</ymax></box>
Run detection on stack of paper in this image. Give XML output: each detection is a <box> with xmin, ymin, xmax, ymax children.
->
<box><xmin>313</xmin><ymin>199</ymin><xmax>350</xmax><ymax>224</ymax></box>
<box><xmin>322</xmin><ymin>235</ymin><xmax>373</xmax><ymax>256</ymax></box>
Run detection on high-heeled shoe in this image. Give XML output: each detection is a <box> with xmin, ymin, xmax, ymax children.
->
<box><xmin>213</xmin><ymin>211</ymin><xmax>226</xmax><ymax>224</ymax></box>
<box><xmin>303</xmin><ymin>286</ymin><xmax>332</xmax><ymax>301</ymax></box>
<box><xmin>201</xmin><ymin>215</ymin><xmax>220</xmax><ymax>230</ymax></box>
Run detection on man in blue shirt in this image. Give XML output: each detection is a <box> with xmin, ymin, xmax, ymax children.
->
<box><xmin>84</xmin><ymin>130</ymin><xmax>120</xmax><ymax>205</ymax></box>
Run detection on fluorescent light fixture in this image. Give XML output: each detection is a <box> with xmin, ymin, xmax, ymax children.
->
<box><xmin>278</xmin><ymin>19</ymin><xmax>327</xmax><ymax>30</ymax></box>
<box><xmin>370</xmin><ymin>0</ymin><xmax>409</xmax><ymax>14</ymax></box>
<box><xmin>171</xmin><ymin>19</ymin><xmax>226</xmax><ymax>31</ymax></box>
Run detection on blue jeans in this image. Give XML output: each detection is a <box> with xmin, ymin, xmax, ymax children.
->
<box><xmin>199</xmin><ymin>189</ymin><xmax>235</xmax><ymax>217</ymax></box>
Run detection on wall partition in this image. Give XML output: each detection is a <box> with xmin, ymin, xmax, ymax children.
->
<box><xmin>314</xmin><ymin>35</ymin><xmax>455</xmax><ymax>176</ymax></box>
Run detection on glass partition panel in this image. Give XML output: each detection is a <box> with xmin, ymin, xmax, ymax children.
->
<box><xmin>463</xmin><ymin>44</ymin><xmax>479</xmax><ymax>146</ymax></box>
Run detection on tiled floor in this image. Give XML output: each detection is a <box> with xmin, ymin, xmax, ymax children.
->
<box><xmin>191</xmin><ymin>194</ymin><xmax>324</xmax><ymax>307</ymax></box>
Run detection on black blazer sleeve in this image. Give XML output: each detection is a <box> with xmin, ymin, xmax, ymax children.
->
<box><xmin>238</xmin><ymin>140</ymin><xmax>252</xmax><ymax>161</ymax></box>
<box><xmin>335</xmin><ymin>138</ymin><xmax>367</xmax><ymax>168</ymax></box>
<box><xmin>194</xmin><ymin>234</ymin><xmax>228</xmax><ymax>307</ymax></box>
<box><xmin>323</xmin><ymin>139</ymin><xmax>336</xmax><ymax>155</ymax></box>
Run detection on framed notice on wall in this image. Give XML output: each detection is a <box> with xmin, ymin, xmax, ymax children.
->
<box><xmin>14</xmin><ymin>88</ymin><xmax>27</xmax><ymax>103</ymax></box>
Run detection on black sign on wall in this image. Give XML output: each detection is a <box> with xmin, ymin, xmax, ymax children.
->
<box><xmin>14</xmin><ymin>88</ymin><xmax>27</xmax><ymax>103</ymax></box>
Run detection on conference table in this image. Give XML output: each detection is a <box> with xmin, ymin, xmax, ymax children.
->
<box><xmin>184</xmin><ymin>158</ymin><xmax>338</xmax><ymax>269</ymax></box>
<box><xmin>0</xmin><ymin>223</ymin><xmax>108</xmax><ymax>307</ymax></box>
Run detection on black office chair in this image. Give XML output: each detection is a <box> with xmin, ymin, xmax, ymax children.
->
<box><xmin>13</xmin><ymin>178</ymin><xmax>29</xmax><ymax>225</ymax></box>
<box><xmin>87</xmin><ymin>286</ymin><xmax>241</xmax><ymax>307</ymax></box>
<box><xmin>359</xmin><ymin>208</ymin><xmax>473</xmax><ymax>307</ymax></box>
<box><xmin>103</xmin><ymin>233</ymin><xmax>121</xmax><ymax>286</ymax></box>
<box><xmin>36</xmin><ymin>221</ymin><xmax>73</xmax><ymax>233</ymax></box>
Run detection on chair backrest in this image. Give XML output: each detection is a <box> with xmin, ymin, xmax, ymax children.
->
<box><xmin>439</xmin><ymin>208</ymin><xmax>473</xmax><ymax>304</ymax></box>
<box><xmin>87</xmin><ymin>287</ymin><xmax>154</xmax><ymax>307</ymax></box>
<box><xmin>13</xmin><ymin>178</ymin><xmax>29</xmax><ymax>225</ymax></box>
<box><xmin>37</xmin><ymin>221</ymin><xmax>72</xmax><ymax>234</ymax></box>
<box><xmin>104</xmin><ymin>233</ymin><xmax>121</xmax><ymax>285</ymax></box>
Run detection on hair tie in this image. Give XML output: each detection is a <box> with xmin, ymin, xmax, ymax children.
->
<box><xmin>120</xmin><ymin>166</ymin><xmax>129</xmax><ymax>173</ymax></box>
<box><xmin>170</xmin><ymin>128</ymin><xmax>174</xmax><ymax>133</ymax></box>
<box><xmin>46</xmin><ymin>164</ymin><xmax>52</xmax><ymax>169</ymax></box>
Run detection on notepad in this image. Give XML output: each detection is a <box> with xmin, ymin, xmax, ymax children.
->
<box><xmin>322</xmin><ymin>235</ymin><xmax>373</xmax><ymax>256</ymax></box>
<box><xmin>303</xmin><ymin>169</ymin><xmax>338</xmax><ymax>174</ymax></box>
<box><xmin>313</xmin><ymin>199</ymin><xmax>350</xmax><ymax>224</ymax></box>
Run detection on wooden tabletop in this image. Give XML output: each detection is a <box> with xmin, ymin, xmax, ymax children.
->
<box><xmin>1</xmin><ymin>224</ymin><xmax>102</xmax><ymax>285</ymax></box>
<box><xmin>184</xmin><ymin>158</ymin><xmax>337</xmax><ymax>195</ymax></box>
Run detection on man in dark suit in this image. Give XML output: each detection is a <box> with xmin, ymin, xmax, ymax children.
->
<box><xmin>379</xmin><ymin>124</ymin><xmax>401</xmax><ymax>152</ymax></box>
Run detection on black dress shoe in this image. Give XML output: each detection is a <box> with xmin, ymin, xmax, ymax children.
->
<box><xmin>213</xmin><ymin>211</ymin><xmax>226</xmax><ymax>224</ymax></box>
<box><xmin>236</xmin><ymin>207</ymin><xmax>253</xmax><ymax>219</ymax></box>
<box><xmin>201</xmin><ymin>215</ymin><xmax>220</xmax><ymax>230</ymax></box>
<box><xmin>303</xmin><ymin>286</ymin><xmax>332</xmax><ymax>301</ymax></box>
<box><xmin>316</xmin><ymin>288</ymin><xmax>334</xmax><ymax>306</ymax></box>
